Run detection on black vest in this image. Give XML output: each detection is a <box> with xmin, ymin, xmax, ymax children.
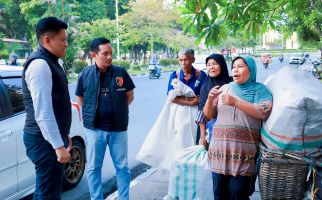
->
<box><xmin>22</xmin><ymin>46</ymin><xmax>71</xmax><ymax>138</ymax></box>
<box><xmin>80</xmin><ymin>65</ymin><xmax>129</xmax><ymax>131</ymax></box>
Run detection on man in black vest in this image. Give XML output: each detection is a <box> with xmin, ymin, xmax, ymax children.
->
<box><xmin>22</xmin><ymin>17</ymin><xmax>71</xmax><ymax>200</ymax></box>
<box><xmin>75</xmin><ymin>38</ymin><xmax>135</xmax><ymax>200</ymax></box>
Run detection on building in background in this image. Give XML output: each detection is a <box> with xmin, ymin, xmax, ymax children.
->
<box><xmin>285</xmin><ymin>32</ymin><xmax>300</xmax><ymax>49</ymax></box>
<box><xmin>262</xmin><ymin>29</ymin><xmax>281</xmax><ymax>49</ymax></box>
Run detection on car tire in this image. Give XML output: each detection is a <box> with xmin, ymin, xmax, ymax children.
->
<box><xmin>63</xmin><ymin>139</ymin><xmax>86</xmax><ymax>190</ymax></box>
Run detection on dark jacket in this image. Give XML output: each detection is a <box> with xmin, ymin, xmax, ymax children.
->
<box><xmin>78</xmin><ymin>64</ymin><xmax>131</xmax><ymax>131</ymax></box>
<box><xmin>22</xmin><ymin>46</ymin><xmax>71</xmax><ymax>138</ymax></box>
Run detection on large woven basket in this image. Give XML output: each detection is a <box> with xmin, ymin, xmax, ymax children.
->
<box><xmin>259</xmin><ymin>144</ymin><xmax>308</xmax><ymax>200</ymax></box>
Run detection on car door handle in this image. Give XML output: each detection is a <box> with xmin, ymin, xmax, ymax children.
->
<box><xmin>0</xmin><ymin>130</ymin><xmax>13</xmax><ymax>142</ymax></box>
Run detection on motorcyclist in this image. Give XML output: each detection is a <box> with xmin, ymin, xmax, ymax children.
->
<box><xmin>9</xmin><ymin>52</ymin><xmax>18</xmax><ymax>65</ymax></box>
<box><xmin>279</xmin><ymin>54</ymin><xmax>284</xmax><ymax>62</ymax></box>
<box><xmin>263</xmin><ymin>56</ymin><xmax>269</xmax><ymax>68</ymax></box>
<box><xmin>149</xmin><ymin>64</ymin><xmax>161</xmax><ymax>79</ymax></box>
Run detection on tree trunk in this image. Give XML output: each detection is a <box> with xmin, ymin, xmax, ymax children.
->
<box><xmin>82</xmin><ymin>51</ymin><xmax>89</xmax><ymax>60</ymax></box>
<box><xmin>150</xmin><ymin>33</ymin><xmax>154</xmax><ymax>60</ymax></box>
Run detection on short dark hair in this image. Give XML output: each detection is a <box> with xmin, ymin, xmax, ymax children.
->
<box><xmin>36</xmin><ymin>17</ymin><xmax>68</xmax><ymax>41</ymax></box>
<box><xmin>90</xmin><ymin>38</ymin><xmax>111</xmax><ymax>53</ymax></box>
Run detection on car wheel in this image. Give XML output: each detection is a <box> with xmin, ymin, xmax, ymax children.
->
<box><xmin>63</xmin><ymin>139</ymin><xmax>86</xmax><ymax>190</ymax></box>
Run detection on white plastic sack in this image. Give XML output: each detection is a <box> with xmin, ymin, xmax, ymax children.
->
<box><xmin>261</xmin><ymin>67</ymin><xmax>322</xmax><ymax>153</ymax></box>
<box><xmin>166</xmin><ymin>145</ymin><xmax>214</xmax><ymax>200</ymax></box>
<box><xmin>136</xmin><ymin>79</ymin><xmax>198</xmax><ymax>170</ymax></box>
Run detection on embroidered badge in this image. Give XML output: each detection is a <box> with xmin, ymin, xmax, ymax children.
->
<box><xmin>194</xmin><ymin>79</ymin><xmax>200</xmax><ymax>88</ymax></box>
<box><xmin>115</xmin><ymin>77</ymin><xmax>124</xmax><ymax>87</ymax></box>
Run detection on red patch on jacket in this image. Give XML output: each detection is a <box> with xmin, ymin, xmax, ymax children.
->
<box><xmin>116</xmin><ymin>77</ymin><xmax>124</xmax><ymax>87</ymax></box>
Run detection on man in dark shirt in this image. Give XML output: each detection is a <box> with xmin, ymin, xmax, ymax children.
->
<box><xmin>75</xmin><ymin>38</ymin><xmax>135</xmax><ymax>200</ymax></box>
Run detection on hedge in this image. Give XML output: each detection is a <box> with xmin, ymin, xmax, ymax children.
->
<box><xmin>73</xmin><ymin>60</ymin><xmax>88</xmax><ymax>74</ymax></box>
<box><xmin>160</xmin><ymin>58</ymin><xmax>179</xmax><ymax>67</ymax></box>
<box><xmin>113</xmin><ymin>60</ymin><xmax>131</xmax><ymax>70</ymax></box>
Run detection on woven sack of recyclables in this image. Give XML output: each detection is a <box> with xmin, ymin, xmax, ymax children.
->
<box><xmin>136</xmin><ymin>79</ymin><xmax>198</xmax><ymax>170</ymax></box>
<box><xmin>261</xmin><ymin>67</ymin><xmax>322</xmax><ymax>154</ymax></box>
<box><xmin>166</xmin><ymin>145</ymin><xmax>214</xmax><ymax>200</ymax></box>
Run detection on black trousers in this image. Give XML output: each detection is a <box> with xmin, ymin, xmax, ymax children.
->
<box><xmin>213</xmin><ymin>173</ymin><xmax>252</xmax><ymax>200</ymax></box>
<box><xmin>24</xmin><ymin>133</ymin><xmax>67</xmax><ymax>200</ymax></box>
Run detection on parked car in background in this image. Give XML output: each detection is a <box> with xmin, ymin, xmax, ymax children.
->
<box><xmin>0</xmin><ymin>65</ymin><xmax>86</xmax><ymax>200</ymax></box>
<box><xmin>289</xmin><ymin>53</ymin><xmax>305</xmax><ymax>64</ymax></box>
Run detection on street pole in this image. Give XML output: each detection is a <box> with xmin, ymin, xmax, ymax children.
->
<box><xmin>116</xmin><ymin>0</ymin><xmax>120</xmax><ymax>60</ymax></box>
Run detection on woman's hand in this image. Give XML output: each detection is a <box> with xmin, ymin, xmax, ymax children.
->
<box><xmin>208</xmin><ymin>86</ymin><xmax>223</xmax><ymax>99</ymax></box>
<box><xmin>221</xmin><ymin>94</ymin><xmax>238</xmax><ymax>106</ymax></box>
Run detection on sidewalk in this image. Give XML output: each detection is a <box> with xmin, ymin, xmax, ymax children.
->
<box><xmin>106</xmin><ymin>167</ymin><xmax>262</xmax><ymax>200</ymax></box>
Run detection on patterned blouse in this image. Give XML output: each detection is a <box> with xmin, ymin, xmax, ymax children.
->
<box><xmin>208</xmin><ymin>84</ymin><xmax>272</xmax><ymax>176</ymax></box>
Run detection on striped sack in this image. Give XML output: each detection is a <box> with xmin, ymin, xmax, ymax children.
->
<box><xmin>166</xmin><ymin>145</ymin><xmax>213</xmax><ymax>200</ymax></box>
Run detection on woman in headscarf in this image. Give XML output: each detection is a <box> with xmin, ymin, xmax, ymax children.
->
<box><xmin>196</xmin><ymin>54</ymin><xmax>231</xmax><ymax>148</ymax></box>
<box><xmin>203</xmin><ymin>56</ymin><xmax>273</xmax><ymax>200</ymax></box>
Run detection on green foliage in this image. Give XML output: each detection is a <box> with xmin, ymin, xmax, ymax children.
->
<box><xmin>74</xmin><ymin>19</ymin><xmax>117</xmax><ymax>56</ymax></box>
<box><xmin>0</xmin><ymin>34</ymin><xmax>6</xmax><ymax>50</ymax></box>
<box><xmin>0</xmin><ymin>49</ymin><xmax>9</xmax><ymax>59</ymax></box>
<box><xmin>170</xmin><ymin>58</ymin><xmax>179</xmax><ymax>65</ymax></box>
<box><xmin>0</xmin><ymin>0</ymin><xmax>30</xmax><ymax>40</ymax></box>
<box><xmin>160</xmin><ymin>58</ymin><xmax>179</xmax><ymax>67</ymax></box>
<box><xmin>113</xmin><ymin>60</ymin><xmax>131</xmax><ymax>70</ymax></box>
<box><xmin>20</xmin><ymin>1</ymin><xmax>49</xmax><ymax>27</ymax></box>
<box><xmin>73</xmin><ymin>0</ymin><xmax>106</xmax><ymax>23</ymax></box>
<box><xmin>63</xmin><ymin>38</ymin><xmax>78</xmax><ymax>72</ymax></box>
<box><xmin>177</xmin><ymin>0</ymin><xmax>322</xmax><ymax>49</ymax></box>
<box><xmin>73</xmin><ymin>60</ymin><xmax>88</xmax><ymax>74</ymax></box>
<box><xmin>160</xmin><ymin>58</ymin><xmax>171</xmax><ymax>67</ymax></box>
<box><xmin>120</xmin><ymin>0</ymin><xmax>194</xmax><ymax>58</ymax></box>
<box><xmin>106</xmin><ymin>0</ymin><xmax>130</xmax><ymax>20</ymax></box>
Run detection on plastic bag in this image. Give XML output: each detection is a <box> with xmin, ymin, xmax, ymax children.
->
<box><xmin>261</xmin><ymin>67</ymin><xmax>322</xmax><ymax>154</ymax></box>
<box><xmin>166</xmin><ymin>145</ymin><xmax>214</xmax><ymax>200</ymax></box>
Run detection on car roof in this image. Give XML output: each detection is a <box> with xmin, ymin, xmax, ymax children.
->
<box><xmin>0</xmin><ymin>65</ymin><xmax>23</xmax><ymax>77</ymax></box>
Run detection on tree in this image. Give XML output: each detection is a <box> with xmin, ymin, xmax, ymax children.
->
<box><xmin>74</xmin><ymin>19</ymin><xmax>118</xmax><ymax>59</ymax></box>
<box><xmin>105</xmin><ymin>0</ymin><xmax>131</xmax><ymax>20</ymax></box>
<box><xmin>73</xmin><ymin>0</ymin><xmax>106</xmax><ymax>23</ymax></box>
<box><xmin>0</xmin><ymin>0</ymin><xmax>30</xmax><ymax>40</ymax></box>
<box><xmin>176</xmin><ymin>0</ymin><xmax>321</xmax><ymax>51</ymax></box>
<box><xmin>120</xmin><ymin>0</ymin><xmax>194</xmax><ymax>64</ymax></box>
<box><xmin>20</xmin><ymin>0</ymin><xmax>81</xmax><ymax>70</ymax></box>
<box><xmin>20</xmin><ymin>0</ymin><xmax>74</xmax><ymax>45</ymax></box>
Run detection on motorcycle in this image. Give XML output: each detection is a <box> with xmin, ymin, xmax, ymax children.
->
<box><xmin>304</xmin><ymin>52</ymin><xmax>310</xmax><ymax>58</ymax></box>
<box><xmin>148</xmin><ymin>65</ymin><xmax>161</xmax><ymax>79</ymax></box>
<box><xmin>311</xmin><ymin>60</ymin><xmax>321</xmax><ymax>79</ymax></box>
<box><xmin>279</xmin><ymin>56</ymin><xmax>284</xmax><ymax>62</ymax></box>
<box><xmin>261</xmin><ymin>54</ymin><xmax>271</xmax><ymax>69</ymax></box>
<box><xmin>263</xmin><ymin>62</ymin><xmax>269</xmax><ymax>69</ymax></box>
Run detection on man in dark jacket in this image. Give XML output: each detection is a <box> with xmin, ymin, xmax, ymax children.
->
<box><xmin>75</xmin><ymin>37</ymin><xmax>135</xmax><ymax>200</ymax></box>
<box><xmin>22</xmin><ymin>17</ymin><xmax>71</xmax><ymax>200</ymax></box>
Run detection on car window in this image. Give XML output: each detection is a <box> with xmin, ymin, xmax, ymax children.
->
<box><xmin>2</xmin><ymin>77</ymin><xmax>24</xmax><ymax>115</ymax></box>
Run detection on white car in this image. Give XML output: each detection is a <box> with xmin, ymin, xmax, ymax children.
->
<box><xmin>0</xmin><ymin>65</ymin><xmax>86</xmax><ymax>200</ymax></box>
<box><xmin>289</xmin><ymin>54</ymin><xmax>305</xmax><ymax>64</ymax></box>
